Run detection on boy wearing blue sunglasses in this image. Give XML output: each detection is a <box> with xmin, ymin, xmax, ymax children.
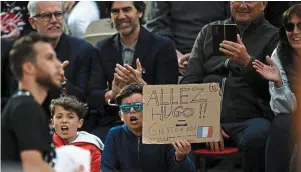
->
<box><xmin>101</xmin><ymin>83</ymin><xmax>195</xmax><ymax>172</ymax></box>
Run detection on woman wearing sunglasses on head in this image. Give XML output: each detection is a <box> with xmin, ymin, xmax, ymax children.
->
<box><xmin>252</xmin><ymin>4</ymin><xmax>301</xmax><ymax>172</ymax></box>
<box><xmin>101</xmin><ymin>83</ymin><xmax>195</xmax><ymax>172</ymax></box>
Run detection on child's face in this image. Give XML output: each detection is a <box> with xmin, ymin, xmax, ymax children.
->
<box><xmin>119</xmin><ymin>93</ymin><xmax>143</xmax><ymax>133</ymax></box>
<box><xmin>51</xmin><ymin>105</ymin><xmax>83</xmax><ymax>143</ymax></box>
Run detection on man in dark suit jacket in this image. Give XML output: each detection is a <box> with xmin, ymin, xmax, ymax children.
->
<box><xmin>93</xmin><ymin>1</ymin><xmax>178</xmax><ymax>141</ymax></box>
<box><xmin>27</xmin><ymin>1</ymin><xmax>107</xmax><ymax>130</ymax></box>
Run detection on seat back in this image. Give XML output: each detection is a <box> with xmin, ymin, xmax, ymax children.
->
<box><xmin>193</xmin><ymin>147</ymin><xmax>239</xmax><ymax>156</ymax></box>
<box><xmin>83</xmin><ymin>18</ymin><xmax>117</xmax><ymax>46</ymax></box>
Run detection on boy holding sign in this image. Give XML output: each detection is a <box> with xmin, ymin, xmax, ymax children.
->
<box><xmin>101</xmin><ymin>84</ymin><xmax>195</xmax><ymax>172</ymax></box>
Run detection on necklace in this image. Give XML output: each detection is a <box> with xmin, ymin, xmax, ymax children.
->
<box><xmin>13</xmin><ymin>90</ymin><xmax>31</xmax><ymax>97</ymax></box>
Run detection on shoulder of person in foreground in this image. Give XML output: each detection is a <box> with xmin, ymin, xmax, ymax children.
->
<box><xmin>10</xmin><ymin>96</ymin><xmax>55</xmax><ymax>172</ymax></box>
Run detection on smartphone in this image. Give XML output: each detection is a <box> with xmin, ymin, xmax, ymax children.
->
<box><xmin>212</xmin><ymin>24</ymin><xmax>240</xmax><ymax>56</ymax></box>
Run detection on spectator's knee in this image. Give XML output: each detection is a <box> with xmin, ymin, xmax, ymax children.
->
<box><xmin>241</xmin><ymin>120</ymin><xmax>270</xmax><ymax>150</ymax></box>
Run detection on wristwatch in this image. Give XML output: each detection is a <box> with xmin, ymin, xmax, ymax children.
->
<box><xmin>108</xmin><ymin>99</ymin><xmax>118</xmax><ymax>107</ymax></box>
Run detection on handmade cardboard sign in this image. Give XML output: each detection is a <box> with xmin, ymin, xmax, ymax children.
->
<box><xmin>142</xmin><ymin>83</ymin><xmax>221</xmax><ymax>144</ymax></box>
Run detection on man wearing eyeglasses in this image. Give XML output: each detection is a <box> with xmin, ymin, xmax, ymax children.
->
<box><xmin>181</xmin><ymin>1</ymin><xmax>279</xmax><ymax>172</ymax></box>
<box><xmin>27</xmin><ymin>1</ymin><xmax>107</xmax><ymax>131</ymax></box>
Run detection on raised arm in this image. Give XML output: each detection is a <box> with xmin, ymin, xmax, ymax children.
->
<box><xmin>253</xmin><ymin>49</ymin><xmax>296</xmax><ymax>114</ymax></box>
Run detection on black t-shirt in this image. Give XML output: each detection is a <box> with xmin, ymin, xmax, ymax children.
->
<box><xmin>1</xmin><ymin>91</ymin><xmax>56</xmax><ymax>166</ymax></box>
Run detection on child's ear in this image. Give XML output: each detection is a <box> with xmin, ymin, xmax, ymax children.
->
<box><xmin>77</xmin><ymin>119</ymin><xmax>84</xmax><ymax>128</ymax></box>
<box><xmin>119</xmin><ymin>111</ymin><xmax>124</xmax><ymax>122</ymax></box>
<box><xmin>50</xmin><ymin>119</ymin><xmax>54</xmax><ymax>127</ymax></box>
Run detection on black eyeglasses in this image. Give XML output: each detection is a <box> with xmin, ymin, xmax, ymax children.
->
<box><xmin>34</xmin><ymin>11</ymin><xmax>64</xmax><ymax>22</ymax></box>
<box><xmin>284</xmin><ymin>22</ymin><xmax>301</xmax><ymax>32</ymax></box>
<box><xmin>120</xmin><ymin>102</ymin><xmax>143</xmax><ymax>114</ymax></box>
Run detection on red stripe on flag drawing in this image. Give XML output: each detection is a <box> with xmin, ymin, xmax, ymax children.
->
<box><xmin>207</xmin><ymin>126</ymin><xmax>213</xmax><ymax>137</ymax></box>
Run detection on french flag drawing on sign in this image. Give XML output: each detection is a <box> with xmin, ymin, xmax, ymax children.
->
<box><xmin>197</xmin><ymin>126</ymin><xmax>213</xmax><ymax>138</ymax></box>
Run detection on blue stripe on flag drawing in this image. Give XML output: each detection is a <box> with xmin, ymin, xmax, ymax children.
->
<box><xmin>197</xmin><ymin>126</ymin><xmax>204</xmax><ymax>138</ymax></box>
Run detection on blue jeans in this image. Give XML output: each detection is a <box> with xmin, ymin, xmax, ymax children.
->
<box><xmin>222</xmin><ymin>118</ymin><xmax>271</xmax><ymax>172</ymax></box>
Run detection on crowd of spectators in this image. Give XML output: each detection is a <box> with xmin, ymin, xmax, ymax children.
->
<box><xmin>1</xmin><ymin>1</ymin><xmax>301</xmax><ymax>172</ymax></box>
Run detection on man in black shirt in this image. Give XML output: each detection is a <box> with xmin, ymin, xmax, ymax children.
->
<box><xmin>1</xmin><ymin>33</ymin><xmax>63</xmax><ymax>171</ymax></box>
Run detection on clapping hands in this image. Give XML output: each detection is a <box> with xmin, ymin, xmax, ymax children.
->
<box><xmin>111</xmin><ymin>59</ymin><xmax>147</xmax><ymax>99</ymax></box>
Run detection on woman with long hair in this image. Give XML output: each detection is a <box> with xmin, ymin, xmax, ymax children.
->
<box><xmin>252</xmin><ymin>4</ymin><xmax>301</xmax><ymax>172</ymax></box>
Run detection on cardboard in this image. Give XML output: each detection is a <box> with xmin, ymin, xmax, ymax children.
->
<box><xmin>142</xmin><ymin>83</ymin><xmax>221</xmax><ymax>144</ymax></box>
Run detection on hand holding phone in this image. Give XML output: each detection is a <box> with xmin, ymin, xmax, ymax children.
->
<box><xmin>219</xmin><ymin>34</ymin><xmax>252</xmax><ymax>67</ymax></box>
<box><xmin>212</xmin><ymin>24</ymin><xmax>240</xmax><ymax>56</ymax></box>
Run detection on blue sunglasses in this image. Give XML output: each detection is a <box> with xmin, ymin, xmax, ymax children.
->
<box><xmin>120</xmin><ymin>102</ymin><xmax>143</xmax><ymax>114</ymax></box>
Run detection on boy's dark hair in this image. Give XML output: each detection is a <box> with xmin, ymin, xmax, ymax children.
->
<box><xmin>105</xmin><ymin>1</ymin><xmax>146</xmax><ymax>26</ymax></box>
<box><xmin>50</xmin><ymin>96</ymin><xmax>88</xmax><ymax>119</ymax></box>
<box><xmin>9</xmin><ymin>32</ymin><xmax>55</xmax><ymax>80</ymax></box>
<box><xmin>116</xmin><ymin>83</ymin><xmax>143</xmax><ymax>105</ymax></box>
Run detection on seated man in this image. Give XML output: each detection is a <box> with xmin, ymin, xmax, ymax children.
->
<box><xmin>146</xmin><ymin>1</ymin><xmax>230</xmax><ymax>73</ymax></box>
<box><xmin>180</xmin><ymin>1</ymin><xmax>279</xmax><ymax>172</ymax></box>
<box><xmin>50</xmin><ymin>96</ymin><xmax>104</xmax><ymax>172</ymax></box>
<box><xmin>101</xmin><ymin>83</ymin><xmax>195</xmax><ymax>172</ymax></box>
<box><xmin>93</xmin><ymin>1</ymin><xmax>178</xmax><ymax>141</ymax></box>
<box><xmin>27</xmin><ymin>1</ymin><xmax>107</xmax><ymax>131</ymax></box>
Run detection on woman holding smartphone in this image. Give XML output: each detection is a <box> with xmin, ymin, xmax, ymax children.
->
<box><xmin>252</xmin><ymin>4</ymin><xmax>301</xmax><ymax>172</ymax></box>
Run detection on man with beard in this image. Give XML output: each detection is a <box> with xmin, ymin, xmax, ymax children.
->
<box><xmin>1</xmin><ymin>33</ymin><xmax>63</xmax><ymax>171</ymax></box>
<box><xmin>93</xmin><ymin>1</ymin><xmax>178</xmax><ymax>141</ymax></box>
<box><xmin>27</xmin><ymin>1</ymin><xmax>106</xmax><ymax>131</ymax></box>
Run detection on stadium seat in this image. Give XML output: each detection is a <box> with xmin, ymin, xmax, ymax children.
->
<box><xmin>83</xmin><ymin>18</ymin><xmax>117</xmax><ymax>46</ymax></box>
<box><xmin>193</xmin><ymin>147</ymin><xmax>241</xmax><ymax>171</ymax></box>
